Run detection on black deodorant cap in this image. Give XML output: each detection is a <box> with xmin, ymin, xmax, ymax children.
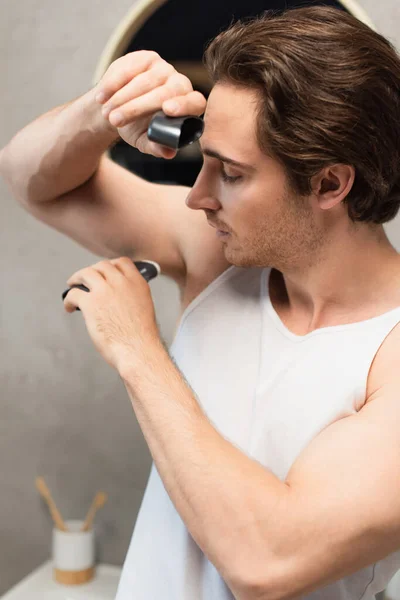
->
<box><xmin>147</xmin><ymin>111</ymin><xmax>204</xmax><ymax>150</ymax></box>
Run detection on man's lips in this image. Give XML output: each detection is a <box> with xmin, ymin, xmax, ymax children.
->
<box><xmin>208</xmin><ymin>221</ymin><xmax>229</xmax><ymax>234</ymax></box>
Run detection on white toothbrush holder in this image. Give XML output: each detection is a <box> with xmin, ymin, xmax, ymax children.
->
<box><xmin>52</xmin><ymin>519</ymin><xmax>96</xmax><ymax>585</ymax></box>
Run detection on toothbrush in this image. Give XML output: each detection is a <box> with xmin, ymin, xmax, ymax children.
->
<box><xmin>81</xmin><ymin>491</ymin><xmax>108</xmax><ymax>531</ymax></box>
<box><xmin>35</xmin><ymin>476</ymin><xmax>68</xmax><ymax>531</ymax></box>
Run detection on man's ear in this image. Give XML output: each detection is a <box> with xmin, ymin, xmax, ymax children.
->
<box><xmin>311</xmin><ymin>164</ymin><xmax>355</xmax><ymax>210</ymax></box>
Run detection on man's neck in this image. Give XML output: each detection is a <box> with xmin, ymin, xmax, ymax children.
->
<box><xmin>270</xmin><ymin>226</ymin><xmax>400</xmax><ymax>333</ymax></box>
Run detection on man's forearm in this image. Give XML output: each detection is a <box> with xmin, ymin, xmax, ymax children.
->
<box><xmin>119</xmin><ymin>342</ymin><xmax>291</xmax><ymax>598</ymax></box>
<box><xmin>0</xmin><ymin>87</ymin><xmax>119</xmax><ymax>205</ymax></box>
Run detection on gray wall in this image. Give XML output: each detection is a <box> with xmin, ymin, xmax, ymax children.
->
<box><xmin>1</xmin><ymin>0</ymin><xmax>400</xmax><ymax>595</ymax></box>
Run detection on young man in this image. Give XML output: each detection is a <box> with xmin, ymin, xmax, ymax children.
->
<box><xmin>2</xmin><ymin>6</ymin><xmax>400</xmax><ymax>599</ymax></box>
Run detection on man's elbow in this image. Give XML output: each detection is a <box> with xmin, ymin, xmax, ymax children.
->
<box><xmin>226</xmin><ymin>557</ymin><xmax>288</xmax><ymax>600</ymax></box>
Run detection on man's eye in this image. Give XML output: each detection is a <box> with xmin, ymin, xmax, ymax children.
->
<box><xmin>220</xmin><ymin>168</ymin><xmax>242</xmax><ymax>184</ymax></box>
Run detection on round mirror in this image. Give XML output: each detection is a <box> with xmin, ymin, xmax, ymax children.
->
<box><xmin>94</xmin><ymin>0</ymin><xmax>374</xmax><ymax>187</ymax></box>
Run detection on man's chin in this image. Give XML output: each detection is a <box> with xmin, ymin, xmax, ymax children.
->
<box><xmin>224</xmin><ymin>246</ymin><xmax>269</xmax><ymax>268</ymax></box>
<box><xmin>222</xmin><ymin>238</ymin><xmax>256</xmax><ymax>266</ymax></box>
<box><xmin>223</xmin><ymin>249</ymin><xmax>257</xmax><ymax>269</ymax></box>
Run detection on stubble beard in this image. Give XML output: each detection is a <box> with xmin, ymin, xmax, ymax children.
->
<box><xmin>223</xmin><ymin>191</ymin><xmax>325</xmax><ymax>270</ymax></box>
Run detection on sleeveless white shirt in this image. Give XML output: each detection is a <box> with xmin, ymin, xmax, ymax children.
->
<box><xmin>115</xmin><ymin>265</ymin><xmax>400</xmax><ymax>599</ymax></box>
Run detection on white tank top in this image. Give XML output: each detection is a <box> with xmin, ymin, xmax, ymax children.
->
<box><xmin>115</xmin><ymin>265</ymin><xmax>400</xmax><ymax>599</ymax></box>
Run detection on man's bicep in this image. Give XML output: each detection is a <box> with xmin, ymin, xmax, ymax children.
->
<box><xmin>278</xmin><ymin>392</ymin><xmax>400</xmax><ymax>598</ymax></box>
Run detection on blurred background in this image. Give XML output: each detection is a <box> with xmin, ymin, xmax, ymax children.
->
<box><xmin>1</xmin><ymin>0</ymin><xmax>400</xmax><ymax>596</ymax></box>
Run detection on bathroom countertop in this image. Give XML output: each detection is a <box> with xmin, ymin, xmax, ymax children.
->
<box><xmin>0</xmin><ymin>561</ymin><xmax>122</xmax><ymax>600</ymax></box>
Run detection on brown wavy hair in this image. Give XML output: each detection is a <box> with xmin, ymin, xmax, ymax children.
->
<box><xmin>203</xmin><ymin>6</ymin><xmax>400</xmax><ymax>224</ymax></box>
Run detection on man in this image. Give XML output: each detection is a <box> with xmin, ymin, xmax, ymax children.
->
<box><xmin>2</xmin><ymin>5</ymin><xmax>400</xmax><ymax>599</ymax></box>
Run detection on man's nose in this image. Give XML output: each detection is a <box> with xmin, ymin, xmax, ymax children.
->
<box><xmin>185</xmin><ymin>173</ymin><xmax>220</xmax><ymax>211</ymax></box>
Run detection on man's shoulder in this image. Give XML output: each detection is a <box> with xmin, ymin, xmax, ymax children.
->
<box><xmin>366</xmin><ymin>315</ymin><xmax>400</xmax><ymax>403</ymax></box>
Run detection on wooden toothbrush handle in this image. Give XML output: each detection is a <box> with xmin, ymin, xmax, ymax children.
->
<box><xmin>36</xmin><ymin>477</ymin><xmax>68</xmax><ymax>531</ymax></box>
<box><xmin>48</xmin><ymin>498</ymin><xmax>68</xmax><ymax>531</ymax></box>
<box><xmin>81</xmin><ymin>501</ymin><xmax>97</xmax><ymax>532</ymax></box>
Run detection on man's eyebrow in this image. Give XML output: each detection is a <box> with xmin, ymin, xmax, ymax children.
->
<box><xmin>199</xmin><ymin>146</ymin><xmax>255</xmax><ymax>171</ymax></box>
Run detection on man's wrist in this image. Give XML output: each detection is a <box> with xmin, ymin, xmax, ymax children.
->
<box><xmin>117</xmin><ymin>336</ymin><xmax>169</xmax><ymax>383</ymax></box>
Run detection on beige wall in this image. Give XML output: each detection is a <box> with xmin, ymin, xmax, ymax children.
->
<box><xmin>1</xmin><ymin>0</ymin><xmax>399</xmax><ymax>594</ymax></box>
